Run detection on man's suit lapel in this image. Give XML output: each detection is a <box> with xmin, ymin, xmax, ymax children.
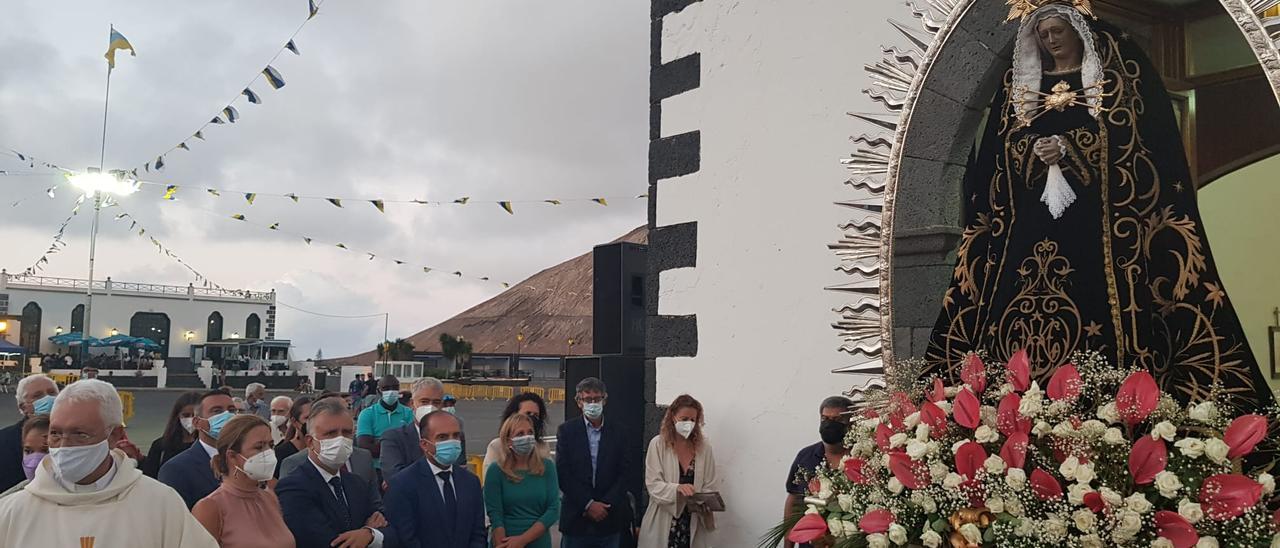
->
<box><xmin>300</xmin><ymin>460</ymin><xmax>350</xmax><ymax>527</ymax></box>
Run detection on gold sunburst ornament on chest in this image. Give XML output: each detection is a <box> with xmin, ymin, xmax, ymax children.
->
<box><xmin>1043</xmin><ymin>80</ymin><xmax>1077</xmax><ymax>110</ymax></box>
<box><xmin>1005</xmin><ymin>0</ymin><xmax>1095</xmax><ymax>22</ymax></box>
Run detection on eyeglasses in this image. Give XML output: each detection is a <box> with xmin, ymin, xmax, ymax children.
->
<box><xmin>577</xmin><ymin>396</ymin><xmax>605</xmax><ymax>404</ymax></box>
<box><xmin>47</xmin><ymin>430</ymin><xmax>104</xmax><ymax>446</ymax></box>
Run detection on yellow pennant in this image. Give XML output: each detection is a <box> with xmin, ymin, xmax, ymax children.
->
<box><xmin>335</xmin><ymin>243</ymin><xmax>347</xmax><ymax>249</ymax></box>
<box><xmin>370</xmin><ymin>200</ymin><xmax>385</xmax><ymax>213</ymax></box>
<box><xmin>244</xmin><ymin>193</ymin><xmax>257</xmax><ymax>205</ymax></box>
<box><xmin>327</xmin><ymin>198</ymin><xmax>343</xmax><ymax>208</ymax></box>
<box><xmin>230</xmin><ymin>214</ymin><xmax>245</xmax><ymax>221</ymax></box>
<box><xmin>162</xmin><ymin>185</ymin><xmax>178</xmax><ymax>200</ymax></box>
<box><xmin>592</xmin><ymin>198</ymin><xmax>608</xmax><ymax>206</ymax></box>
<box><xmin>498</xmin><ymin>201</ymin><xmax>514</xmax><ymax>215</ymax></box>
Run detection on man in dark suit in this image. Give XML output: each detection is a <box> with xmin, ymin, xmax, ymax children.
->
<box><xmin>277</xmin><ymin>397</ymin><xmax>393</xmax><ymax>548</ymax></box>
<box><xmin>159</xmin><ymin>389</ymin><xmax>233</xmax><ymax>508</ymax></box>
<box><xmin>557</xmin><ymin>377</ymin><xmax>636</xmax><ymax>548</ymax></box>
<box><xmin>384</xmin><ymin>410</ymin><xmax>485</xmax><ymax>548</ymax></box>
<box><xmin>380</xmin><ymin>377</ymin><xmax>458</xmax><ymax>482</ymax></box>
<box><xmin>0</xmin><ymin>375</ymin><xmax>58</xmax><ymax>492</ymax></box>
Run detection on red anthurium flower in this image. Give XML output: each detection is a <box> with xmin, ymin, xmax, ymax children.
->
<box><xmin>844</xmin><ymin>457</ymin><xmax>871</xmax><ymax>485</ymax></box>
<box><xmin>1006</xmin><ymin>349</ymin><xmax>1031</xmax><ymax>392</ymax></box>
<box><xmin>889</xmin><ymin>452</ymin><xmax>929</xmax><ymax>489</ymax></box>
<box><xmin>1046</xmin><ymin>363</ymin><xmax>1082</xmax><ymax>401</ymax></box>
<box><xmin>955</xmin><ymin>442</ymin><xmax>987</xmax><ymax>480</ymax></box>
<box><xmin>1000</xmin><ymin>432</ymin><xmax>1029</xmax><ymax>470</ymax></box>
<box><xmin>787</xmin><ymin>512</ymin><xmax>829</xmax><ymax>543</ymax></box>
<box><xmin>859</xmin><ymin>509</ymin><xmax>895</xmax><ymax>534</ymax></box>
<box><xmin>997</xmin><ymin>392</ymin><xmax>1030</xmax><ymax>436</ymax></box>
<box><xmin>1273</xmin><ymin>508</ymin><xmax>1280</xmax><ymax>528</ymax></box>
<box><xmin>1115</xmin><ymin>371</ymin><xmax>1158</xmax><ymax>425</ymax></box>
<box><xmin>1200</xmin><ymin>474</ymin><xmax>1264</xmax><ymax>520</ymax></box>
<box><xmin>1128</xmin><ymin>436</ymin><xmax>1168</xmax><ymax>485</ymax></box>
<box><xmin>1224</xmin><ymin>414</ymin><xmax>1268</xmax><ymax>459</ymax></box>
<box><xmin>860</xmin><ymin>408</ymin><xmax>880</xmax><ymax>419</ymax></box>
<box><xmin>875</xmin><ymin>423</ymin><xmax>893</xmax><ymax>452</ymax></box>
<box><xmin>1154</xmin><ymin>510</ymin><xmax>1199</xmax><ymax>548</ymax></box>
<box><xmin>887</xmin><ymin>392</ymin><xmax>916</xmax><ymax>431</ymax></box>
<box><xmin>928</xmin><ymin>378</ymin><xmax>946</xmax><ymax>402</ymax></box>
<box><xmin>961</xmin><ymin>353</ymin><xmax>986</xmax><ymax>394</ymax></box>
<box><xmin>919</xmin><ymin>401</ymin><xmax>948</xmax><ymax>439</ymax></box>
<box><xmin>1029</xmin><ymin>469</ymin><xmax>1063</xmax><ymax>500</ymax></box>
<box><xmin>954</xmin><ymin>387</ymin><xmax>981</xmax><ymax>430</ymax></box>
<box><xmin>1083</xmin><ymin>491</ymin><xmax>1105</xmax><ymax>513</ymax></box>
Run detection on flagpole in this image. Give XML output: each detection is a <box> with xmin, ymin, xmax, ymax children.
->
<box><xmin>84</xmin><ymin>23</ymin><xmax>114</xmax><ymax>366</ymax></box>
<box><xmin>99</xmin><ymin>24</ymin><xmax>114</xmax><ymax>169</ymax></box>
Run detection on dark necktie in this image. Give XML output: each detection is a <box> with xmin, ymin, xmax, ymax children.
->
<box><xmin>438</xmin><ymin>470</ymin><xmax>457</xmax><ymax>524</ymax></box>
<box><xmin>328</xmin><ymin>476</ymin><xmax>351</xmax><ymax>529</ymax></box>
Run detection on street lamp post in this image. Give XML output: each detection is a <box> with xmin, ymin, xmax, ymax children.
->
<box><xmin>69</xmin><ymin>170</ymin><xmax>137</xmax><ymax>366</ymax></box>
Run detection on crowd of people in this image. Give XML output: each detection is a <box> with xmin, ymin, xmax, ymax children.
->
<box><xmin>0</xmin><ymin>371</ymin><xmax>792</xmax><ymax>547</ymax></box>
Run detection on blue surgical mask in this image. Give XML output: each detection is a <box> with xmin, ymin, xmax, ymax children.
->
<box><xmin>511</xmin><ymin>435</ymin><xmax>537</xmax><ymax>456</ymax></box>
<box><xmin>205</xmin><ymin>411</ymin><xmax>234</xmax><ymax>439</ymax></box>
<box><xmin>381</xmin><ymin>390</ymin><xmax>400</xmax><ymax>406</ymax></box>
<box><xmin>431</xmin><ymin>439</ymin><xmax>463</xmax><ymax>466</ymax></box>
<box><xmin>583</xmin><ymin>402</ymin><xmax>604</xmax><ymax>421</ymax></box>
<box><xmin>32</xmin><ymin>394</ymin><xmax>56</xmax><ymax>416</ymax></box>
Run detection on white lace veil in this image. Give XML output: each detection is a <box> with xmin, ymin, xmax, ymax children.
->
<box><xmin>1011</xmin><ymin>4</ymin><xmax>1103</xmax><ymax>120</ymax></box>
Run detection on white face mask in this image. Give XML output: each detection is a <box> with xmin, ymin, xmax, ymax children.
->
<box><xmin>180</xmin><ymin>417</ymin><xmax>196</xmax><ymax>434</ymax></box>
<box><xmin>270</xmin><ymin>415</ymin><xmax>288</xmax><ymax>428</ymax></box>
<box><xmin>674</xmin><ymin>420</ymin><xmax>697</xmax><ymax>439</ymax></box>
<box><xmin>50</xmin><ymin>438</ymin><xmax>112</xmax><ymax>486</ymax></box>
<box><xmin>314</xmin><ymin>436</ymin><xmax>354</xmax><ymax>469</ymax></box>
<box><xmin>414</xmin><ymin>405</ymin><xmax>436</xmax><ymax>423</ymax></box>
<box><xmin>238</xmin><ymin>450</ymin><xmax>277</xmax><ymax>482</ymax></box>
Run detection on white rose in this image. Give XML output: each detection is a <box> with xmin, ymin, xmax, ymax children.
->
<box><xmin>1151</xmin><ymin>421</ymin><xmax>1177</xmax><ymax>441</ymax></box>
<box><xmin>984</xmin><ymin>455</ymin><xmax>1007</xmax><ymax>474</ymax></box>
<box><xmin>889</xmin><ymin>433</ymin><xmax>908</xmax><ymax>449</ymax></box>
<box><xmin>1080</xmin><ymin>420</ymin><xmax>1106</xmax><ymax>437</ymax></box>
<box><xmin>1099</xmin><ymin>487</ymin><xmax>1123</xmax><ymax>507</ymax></box>
<box><xmin>1059</xmin><ymin>456</ymin><xmax>1081</xmax><ymax>480</ymax></box>
<box><xmin>960</xmin><ymin>523</ymin><xmax>982</xmax><ymax>545</ymax></box>
<box><xmin>1112</xmin><ymin>510</ymin><xmax>1143</xmax><ymax>541</ymax></box>
<box><xmin>1068</xmin><ymin>483</ymin><xmax>1093</xmax><ymax>505</ymax></box>
<box><xmin>852</xmin><ymin>439</ymin><xmax>876</xmax><ymax>457</ymax></box>
<box><xmin>986</xmin><ymin>497</ymin><xmax>1005</xmax><ymax>514</ymax></box>
<box><xmin>1073</xmin><ymin>508</ymin><xmax>1097</xmax><ymax>532</ymax></box>
<box><xmin>1154</xmin><ymin>471</ymin><xmax>1184</xmax><ymax>499</ymax></box>
<box><xmin>1175</xmin><ymin>437</ymin><xmax>1206</xmax><ymax>458</ymax></box>
<box><xmin>904</xmin><ymin>412</ymin><xmax>922</xmax><ymax>429</ymax></box>
<box><xmin>827</xmin><ymin>516</ymin><xmax>851</xmax><ymax>539</ymax></box>
<box><xmin>1033</xmin><ymin>421</ymin><xmax>1053</xmax><ymax>437</ymax></box>
<box><xmin>911</xmin><ymin>492</ymin><xmax>938</xmax><ymax>513</ymax></box>
<box><xmin>1005</xmin><ymin>497</ymin><xmax>1024</xmax><ymax>517</ymax></box>
<box><xmin>1052</xmin><ymin>421</ymin><xmax>1077</xmax><ymax>438</ymax></box>
<box><xmin>887</xmin><ymin>476</ymin><xmax>904</xmax><ymax>494</ymax></box>
<box><xmin>859</xmin><ymin>417</ymin><xmax>882</xmax><ymax>429</ymax></box>
<box><xmin>888</xmin><ymin>523</ymin><xmax>908</xmax><ymax>546</ymax></box>
<box><xmin>1125</xmin><ymin>493</ymin><xmax>1153</xmax><ymax>514</ymax></box>
<box><xmin>1259</xmin><ymin>472</ymin><xmax>1275</xmax><ymax>495</ymax></box>
<box><xmin>866</xmin><ymin>533</ymin><xmax>889</xmax><ymax>548</ymax></box>
<box><xmin>1044</xmin><ymin>517</ymin><xmax>1068</xmax><ymax>540</ymax></box>
<box><xmin>1080</xmin><ymin>534</ymin><xmax>1105</xmax><ymax>548</ymax></box>
<box><xmin>920</xmin><ymin>530</ymin><xmax>943</xmax><ymax>548</ymax></box>
<box><xmin>1197</xmin><ymin>538</ymin><xmax>1219</xmax><ymax>548</ymax></box>
<box><xmin>1019</xmin><ymin>394</ymin><xmax>1043</xmax><ymax>417</ymax></box>
<box><xmin>1006</xmin><ymin>468</ymin><xmax>1027</xmax><ymax>489</ymax></box>
<box><xmin>837</xmin><ymin>494</ymin><xmax>854</xmax><ymax>513</ymax></box>
<box><xmin>1014</xmin><ymin>519</ymin><xmax>1036</xmax><ymax>537</ymax></box>
<box><xmin>974</xmin><ymin>425</ymin><xmax>999</xmax><ymax>443</ymax></box>
<box><xmin>926</xmin><ymin>441</ymin><xmax>940</xmax><ymax>456</ymax></box>
<box><xmin>817</xmin><ymin>477</ymin><xmax>833</xmax><ymax>499</ymax></box>
<box><xmin>1103</xmin><ymin>428</ymin><xmax>1126</xmax><ymax>445</ymax></box>
<box><xmin>1178</xmin><ymin>499</ymin><xmax>1204</xmax><ymax>524</ymax></box>
<box><xmin>943</xmin><ymin>473</ymin><xmax>964</xmax><ymax>489</ymax></box>
<box><xmin>1205</xmin><ymin>438</ymin><xmax>1231</xmax><ymax>464</ymax></box>
<box><xmin>1189</xmin><ymin>401</ymin><xmax>1218</xmax><ymax>423</ymax></box>
<box><xmin>935</xmin><ymin>401</ymin><xmax>952</xmax><ymax>415</ymax></box>
<box><xmin>1047</xmin><ymin>400</ymin><xmax>1071</xmax><ymax>416</ymax></box>
<box><xmin>1271</xmin><ymin>534</ymin><xmax>1280</xmax><ymax>548</ymax></box>
<box><xmin>1075</xmin><ymin>463</ymin><xmax>1096</xmax><ymax>485</ymax></box>
<box><xmin>915</xmin><ymin>423</ymin><xmax>930</xmax><ymax>442</ymax></box>
<box><xmin>929</xmin><ymin>463</ymin><xmax>949</xmax><ymax>483</ymax></box>
<box><xmin>906</xmin><ymin>439</ymin><xmax>930</xmax><ymax>460</ymax></box>
<box><xmin>1152</xmin><ymin>539</ymin><xmax>1176</xmax><ymax>548</ymax></box>
<box><xmin>1097</xmin><ymin>402</ymin><xmax>1120</xmax><ymax>424</ymax></box>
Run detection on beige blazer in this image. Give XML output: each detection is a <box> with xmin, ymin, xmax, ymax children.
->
<box><xmin>638</xmin><ymin>434</ymin><xmax>718</xmax><ymax>548</ymax></box>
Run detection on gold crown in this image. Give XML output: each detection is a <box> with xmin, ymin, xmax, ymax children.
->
<box><xmin>1005</xmin><ymin>0</ymin><xmax>1095</xmax><ymax>22</ymax></box>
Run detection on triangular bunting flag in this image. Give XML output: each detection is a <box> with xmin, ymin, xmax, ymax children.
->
<box><xmin>501</xmin><ymin>283</ymin><xmax>511</xmax><ymax>288</ymax></box>
<box><xmin>210</xmin><ymin>116</ymin><xmax>225</xmax><ymax>124</ymax></box>
<box><xmin>155</xmin><ymin>156</ymin><xmax>165</xmax><ymax>170</ymax></box>
<box><xmin>393</xmin><ymin>260</ymin><xmax>405</xmax><ymax>265</ymax></box>
<box><xmin>327</xmin><ymin>198</ymin><xmax>342</xmax><ymax>208</ymax></box>
<box><xmin>423</xmin><ymin>267</ymin><xmax>432</xmax><ymax>274</ymax></box>
<box><xmin>335</xmin><ymin>243</ymin><xmax>347</xmax><ymax>249</ymax></box>
<box><xmin>286</xmin><ymin>193</ymin><xmax>299</xmax><ymax>202</ymax></box>
<box><xmin>592</xmin><ymin>198</ymin><xmax>608</xmax><ymax>206</ymax></box>
<box><xmin>163</xmin><ymin>185</ymin><xmax>178</xmax><ymax>200</ymax></box>
<box><xmin>245</xmin><ymin>193</ymin><xmax>256</xmax><ymax>205</ymax></box>
<box><xmin>366</xmin><ymin>253</ymin><xmax>376</xmax><ymax>260</ymax></box>
<box><xmin>309</xmin><ymin>0</ymin><xmax>319</xmax><ymax>19</ymax></box>
<box><xmin>370</xmin><ymin>200</ymin><xmax>385</xmax><ymax>213</ymax></box>
<box><xmin>242</xmin><ymin>88</ymin><xmax>261</xmax><ymax>104</ymax></box>
<box><xmin>453</xmin><ymin>197</ymin><xmax>470</xmax><ymax>204</ymax></box>
<box><xmin>262</xmin><ymin>65</ymin><xmax>286</xmax><ymax>89</ymax></box>
<box><xmin>544</xmin><ymin>200</ymin><xmax>561</xmax><ymax>205</ymax></box>
<box><xmin>177</xmin><ymin>142</ymin><xmax>190</xmax><ymax>151</ymax></box>
<box><xmin>285</xmin><ymin>40</ymin><xmax>299</xmax><ymax>55</ymax></box>
<box><xmin>231</xmin><ymin>214</ymin><xmax>246</xmax><ymax>221</ymax></box>
<box><xmin>193</xmin><ymin>131</ymin><xmax>205</xmax><ymax>140</ymax></box>
<box><xmin>498</xmin><ymin>201</ymin><xmax>514</xmax><ymax>215</ymax></box>
<box><xmin>452</xmin><ymin>271</ymin><xmax>463</xmax><ymax>277</ymax></box>
<box><xmin>207</xmin><ymin>189</ymin><xmax>221</xmax><ymax>196</ymax></box>
<box><xmin>268</xmin><ymin>223</ymin><xmax>279</xmax><ymax>230</ymax></box>
<box><xmin>223</xmin><ymin>106</ymin><xmax>239</xmax><ymax>123</ymax></box>
<box><xmin>303</xmin><ymin>237</ymin><xmax>312</xmax><ymax>245</ymax></box>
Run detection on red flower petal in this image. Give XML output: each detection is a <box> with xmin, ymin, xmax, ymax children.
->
<box><xmin>844</xmin><ymin>457</ymin><xmax>871</xmax><ymax>485</ymax></box>
<box><xmin>807</xmin><ymin>478</ymin><xmax>821</xmax><ymax>495</ymax></box>
<box><xmin>961</xmin><ymin>353</ymin><xmax>986</xmax><ymax>394</ymax></box>
<box><xmin>1083</xmin><ymin>491</ymin><xmax>1105</xmax><ymax>513</ymax></box>
<box><xmin>787</xmin><ymin>512</ymin><xmax>829</xmax><ymax>543</ymax></box>
<box><xmin>997</xmin><ymin>393</ymin><xmax>1030</xmax><ymax>436</ymax></box>
<box><xmin>919</xmin><ymin>401</ymin><xmax>948</xmax><ymax>439</ymax></box>
<box><xmin>1046</xmin><ymin>363</ymin><xmax>1082</xmax><ymax>401</ymax></box>
<box><xmin>1115</xmin><ymin>371</ymin><xmax>1158</xmax><ymax>425</ymax></box>
<box><xmin>954</xmin><ymin>387</ymin><xmax>981</xmax><ymax>430</ymax></box>
<box><xmin>928</xmin><ymin>378</ymin><xmax>946</xmax><ymax>402</ymax></box>
<box><xmin>858</xmin><ymin>509</ymin><xmax>895</xmax><ymax>534</ymax></box>
<box><xmin>955</xmin><ymin>441</ymin><xmax>987</xmax><ymax>480</ymax></box>
<box><xmin>1128</xmin><ymin>435</ymin><xmax>1168</xmax><ymax>485</ymax></box>
<box><xmin>1199</xmin><ymin>474</ymin><xmax>1263</xmax><ymax>520</ymax></box>
<box><xmin>889</xmin><ymin>452</ymin><xmax>929</xmax><ymax>489</ymax></box>
<box><xmin>875</xmin><ymin>423</ymin><xmax>893</xmax><ymax>452</ymax></box>
<box><xmin>1224</xmin><ymin>414</ymin><xmax>1268</xmax><ymax>459</ymax></box>
<box><xmin>1154</xmin><ymin>510</ymin><xmax>1199</xmax><ymax>548</ymax></box>
<box><xmin>1029</xmin><ymin>468</ymin><xmax>1063</xmax><ymax>500</ymax></box>
<box><xmin>1006</xmin><ymin>348</ymin><xmax>1031</xmax><ymax>392</ymax></box>
<box><xmin>887</xmin><ymin>392</ymin><xmax>916</xmax><ymax>431</ymax></box>
<box><xmin>1000</xmin><ymin>432</ymin><xmax>1029</xmax><ymax>470</ymax></box>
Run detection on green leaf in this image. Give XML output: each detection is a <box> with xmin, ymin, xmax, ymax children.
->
<box><xmin>932</xmin><ymin>518</ymin><xmax>950</xmax><ymax>533</ymax></box>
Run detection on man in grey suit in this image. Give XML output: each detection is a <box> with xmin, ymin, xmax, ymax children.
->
<box><xmin>279</xmin><ymin>440</ymin><xmax>378</xmax><ymax>487</ymax></box>
<box><xmin>381</xmin><ymin>377</ymin><xmax>468</xmax><ymax>483</ymax></box>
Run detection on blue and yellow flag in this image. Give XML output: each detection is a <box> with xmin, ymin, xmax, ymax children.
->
<box><xmin>498</xmin><ymin>201</ymin><xmax>514</xmax><ymax>215</ymax></box>
<box><xmin>262</xmin><ymin>65</ymin><xmax>286</xmax><ymax>89</ymax></box>
<box><xmin>104</xmin><ymin>28</ymin><xmax>135</xmax><ymax>70</ymax></box>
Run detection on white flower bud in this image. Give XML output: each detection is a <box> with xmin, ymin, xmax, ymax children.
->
<box><xmin>943</xmin><ymin>473</ymin><xmax>964</xmax><ymax>489</ymax></box>
<box><xmin>1205</xmin><ymin>438</ymin><xmax>1230</xmax><ymax>464</ymax></box>
<box><xmin>1151</xmin><ymin>421</ymin><xmax>1177</xmax><ymax>441</ymax></box>
<box><xmin>1178</xmin><ymin>499</ymin><xmax>1204</xmax><ymax>524</ymax></box>
<box><xmin>1154</xmin><ymin>471</ymin><xmax>1183</xmax><ymax>499</ymax></box>
<box><xmin>1072</xmin><ymin>508</ymin><xmax>1097</xmax><ymax>532</ymax></box>
<box><xmin>887</xmin><ymin>476</ymin><xmax>904</xmax><ymax>494</ymax></box>
<box><xmin>920</xmin><ymin>530</ymin><xmax>943</xmax><ymax>548</ymax></box>
<box><xmin>889</xmin><ymin>433</ymin><xmax>908</xmax><ymax>449</ymax></box>
<box><xmin>1196</xmin><ymin>538</ymin><xmax>1219</xmax><ymax>548</ymax></box>
<box><xmin>974</xmin><ymin>425</ymin><xmax>999</xmax><ymax>444</ymax></box>
<box><xmin>1175</xmin><ymin>437</ymin><xmax>1205</xmax><ymax>458</ymax></box>
<box><xmin>1005</xmin><ymin>468</ymin><xmax>1027</xmax><ymax>489</ymax></box>
<box><xmin>1259</xmin><ymin>473</ymin><xmax>1275</xmax><ymax>495</ymax></box>
<box><xmin>915</xmin><ymin>423</ymin><xmax>930</xmax><ymax>442</ymax></box>
<box><xmin>1189</xmin><ymin>401</ymin><xmax>1218</xmax><ymax>423</ymax></box>
<box><xmin>888</xmin><ymin>523</ymin><xmax>908</xmax><ymax>546</ymax></box>
<box><xmin>984</xmin><ymin>455</ymin><xmax>1007</xmax><ymax>474</ymax></box>
<box><xmin>906</xmin><ymin>439</ymin><xmax>930</xmax><ymax>460</ymax></box>
<box><xmin>1124</xmin><ymin>493</ymin><xmax>1152</xmax><ymax>514</ymax></box>
<box><xmin>1103</xmin><ymin>428</ymin><xmax>1126</xmax><ymax>445</ymax></box>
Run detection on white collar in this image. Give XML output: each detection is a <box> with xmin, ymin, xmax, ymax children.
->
<box><xmin>427</xmin><ymin>458</ymin><xmax>451</xmax><ymax>476</ymax></box>
<box><xmin>198</xmin><ymin>439</ymin><xmax>218</xmax><ymax>458</ymax></box>
<box><xmin>309</xmin><ymin>454</ymin><xmax>340</xmax><ymax>483</ymax></box>
<box><xmin>584</xmin><ymin>416</ymin><xmax>604</xmax><ymax>431</ymax></box>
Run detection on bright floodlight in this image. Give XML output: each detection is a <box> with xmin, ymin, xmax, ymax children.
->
<box><xmin>68</xmin><ymin>172</ymin><xmax>138</xmax><ymax>196</ymax></box>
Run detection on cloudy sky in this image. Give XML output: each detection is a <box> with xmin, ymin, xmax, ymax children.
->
<box><xmin>0</xmin><ymin>1</ymin><xmax>648</xmax><ymax>359</ymax></box>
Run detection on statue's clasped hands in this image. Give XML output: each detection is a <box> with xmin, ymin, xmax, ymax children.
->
<box><xmin>1033</xmin><ymin>135</ymin><xmax>1065</xmax><ymax>165</ymax></box>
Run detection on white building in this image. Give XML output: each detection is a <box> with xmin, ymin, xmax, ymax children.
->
<box><xmin>0</xmin><ymin>270</ymin><xmax>276</xmax><ymax>367</ymax></box>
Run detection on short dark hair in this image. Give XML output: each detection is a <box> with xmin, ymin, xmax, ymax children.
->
<box><xmin>417</xmin><ymin>409</ymin><xmax>460</xmax><ymax>439</ymax></box>
<box><xmin>575</xmin><ymin>377</ymin><xmax>607</xmax><ymax>396</ymax></box>
<box><xmin>819</xmin><ymin>396</ymin><xmax>854</xmax><ymax>414</ymax></box>
<box><xmin>378</xmin><ymin>375</ymin><xmax>400</xmax><ymax>390</ymax></box>
<box><xmin>199</xmin><ymin>389</ymin><xmax>232</xmax><ymax>416</ymax></box>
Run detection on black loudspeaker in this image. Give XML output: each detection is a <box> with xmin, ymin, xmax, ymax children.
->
<box><xmin>593</xmin><ymin>242</ymin><xmax>647</xmax><ymax>356</ymax></box>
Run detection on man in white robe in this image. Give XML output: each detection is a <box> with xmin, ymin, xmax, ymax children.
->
<box><xmin>0</xmin><ymin>379</ymin><xmax>217</xmax><ymax>547</ymax></box>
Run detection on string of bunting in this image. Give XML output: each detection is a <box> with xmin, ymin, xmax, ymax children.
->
<box><xmin>18</xmin><ymin>202</ymin><xmax>84</xmax><ymax>277</ymax></box>
<box><xmin>140</xmin><ymin>178</ymin><xmax>645</xmax><ymax>213</ymax></box>
<box><xmin>130</xmin><ymin>0</ymin><xmax>328</xmax><ymax>174</ymax></box>
<box><xmin>2</xmin><ymin>149</ymin><xmax>73</xmax><ymax>174</ymax></box>
<box><xmin>111</xmin><ymin>208</ymin><xmax>225</xmax><ymax>290</ymax></box>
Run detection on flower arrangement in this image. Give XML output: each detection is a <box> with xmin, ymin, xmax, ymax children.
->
<box><xmin>776</xmin><ymin>351</ymin><xmax>1280</xmax><ymax>547</ymax></box>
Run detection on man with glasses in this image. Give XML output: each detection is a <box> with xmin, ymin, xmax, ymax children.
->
<box><xmin>0</xmin><ymin>374</ymin><xmax>58</xmax><ymax>492</ymax></box>
<box><xmin>0</xmin><ymin>379</ymin><xmax>216</xmax><ymax>546</ymax></box>
<box><xmin>556</xmin><ymin>377</ymin><xmax>635</xmax><ymax>548</ymax></box>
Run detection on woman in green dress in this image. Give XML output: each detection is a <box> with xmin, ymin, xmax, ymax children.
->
<box><xmin>483</xmin><ymin>413</ymin><xmax>560</xmax><ymax>548</ymax></box>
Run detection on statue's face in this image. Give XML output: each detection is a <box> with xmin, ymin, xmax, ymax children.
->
<box><xmin>1036</xmin><ymin>16</ymin><xmax>1083</xmax><ymax>65</ymax></box>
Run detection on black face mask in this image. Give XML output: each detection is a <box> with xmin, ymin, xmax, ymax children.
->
<box><xmin>819</xmin><ymin>419</ymin><xmax>848</xmax><ymax>445</ymax></box>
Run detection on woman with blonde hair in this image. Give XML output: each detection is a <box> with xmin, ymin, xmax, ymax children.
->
<box><xmin>639</xmin><ymin>394</ymin><xmax>718</xmax><ymax>548</ymax></box>
<box><xmin>482</xmin><ymin>413</ymin><xmax>560</xmax><ymax>548</ymax></box>
<box><xmin>192</xmin><ymin>414</ymin><xmax>294</xmax><ymax>547</ymax></box>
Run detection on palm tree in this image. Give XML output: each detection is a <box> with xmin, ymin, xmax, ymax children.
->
<box><xmin>439</xmin><ymin>333</ymin><xmax>473</xmax><ymax>372</ymax></box>
<box><xmin>375</xmin><ymin>339</ymin><xmax>415</xmax><ymax>362</ymax></box>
